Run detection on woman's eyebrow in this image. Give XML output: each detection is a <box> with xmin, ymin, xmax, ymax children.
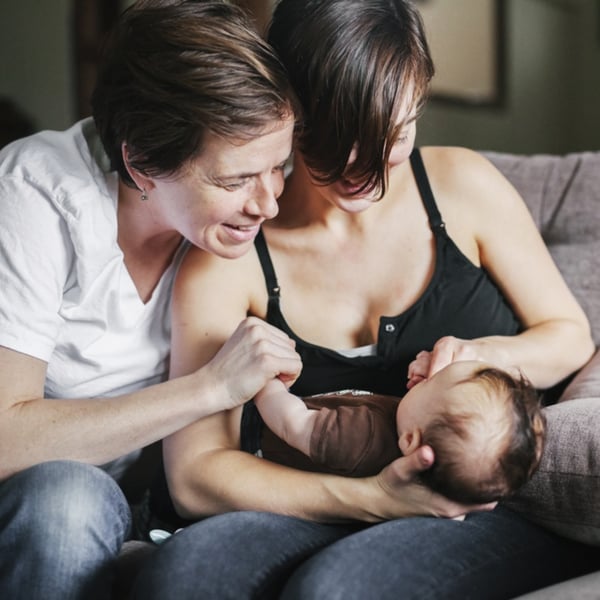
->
<box><xmin>212</xmin><ymin>156</ymin><xmax>291</xmax><ymax>181</ymax></box>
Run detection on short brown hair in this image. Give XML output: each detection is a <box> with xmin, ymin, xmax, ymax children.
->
<box><xmin>268</xmin><ymin>0</ymin><xmax>434</xmax><ymax>198</ymax></box>
<box><xmin>420</xmin><ymin>368</ymin><xmax>546</xmax><ymax>504</ymax></box>
<box><xmin>92</xmin><ymin>0</ymin><xmax>298</xmax><ymax>187</ymax></box>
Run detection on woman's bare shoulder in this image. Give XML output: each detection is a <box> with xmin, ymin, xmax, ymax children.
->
<box><xmin>418</xmin><ymin>145</ymin><xmax>521</xmax><ymax>211</ymax></box>
<box><xmin>174</xmin><ymin>242</ymin><xmax>268</xmax><ymax>317</ymax></box>
<box><xmin>178</xmin><ymin>243</ymin><xmax>260</xmax><ymax>281</ymax></box>
<box><xmin>419</xmin><ymin>146</ymin><xmax>500</xmax><ymax>185</ymax></box>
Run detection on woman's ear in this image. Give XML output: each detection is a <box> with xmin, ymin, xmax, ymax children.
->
<box><xmin>121</xmin><ymin>142</ymin><xmax>155</xmax><ymax>193</ymax></box>
<box><xmin>398</xmin><ymin>428</ymin><xmax>422</xmax><ymax>455</ymax></box>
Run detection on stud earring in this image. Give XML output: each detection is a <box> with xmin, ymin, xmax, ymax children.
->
<box><xmin>141</xmin><ymin>189</ymin><xmax>148</xmax><ymax>201</ymax></box>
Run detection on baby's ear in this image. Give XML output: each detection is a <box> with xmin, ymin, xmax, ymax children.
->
<box><xmin>398</xmin><ymin>428</ymin><xmax>422</xmax><ymax>455</ymax></box>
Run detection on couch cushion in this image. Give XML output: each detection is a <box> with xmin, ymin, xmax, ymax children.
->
<box><xmin>560</xmin><ymin>347</ymin><xmax>600</xmax><ymax>402</ymax></box>
<box><xmin>484</xmin><ymin>151</ymin><xmax>600</xmax><ymax>346</ymax></box>
<box><xmin>503</xmin><ymin>397</ymin><xmax>600</xmax><ymax>546</ymax></box>
<box><xmin>511</xmin><ymin>570</ymin><xmax>600</xmax><ymax>600</ymax></box>
<box><xmin>486</xmin><ymin>152</ymin><xmax>600</xmax><ymax>549</ymax></box>
<box><xmin>503</xmin><ymin>350</ymin><xmax>600</xmax><ymax>546</ymax></box>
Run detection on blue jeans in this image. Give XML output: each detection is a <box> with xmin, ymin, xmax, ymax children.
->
<box><xmin>131</xmin><ymin>507</ymin><xmax>600</xmax><ymax>600</ymax></box>
<box><xmin>0</xmin><ymin>460</ymin><xmax>131</xmax><ymax>600</ymax></box>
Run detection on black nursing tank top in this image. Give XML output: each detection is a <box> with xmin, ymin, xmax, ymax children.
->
<box><xmin>254</xmin><ymin>148</ymin><xmax>521</xmax><ymax>398</ymax></box>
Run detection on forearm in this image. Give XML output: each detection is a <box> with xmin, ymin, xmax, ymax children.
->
<box><xmin>165</xmin><ymin>412</ymin><xmax>490</xmax><ymax>524</ymax></box>
<box><xmin>0</xmin><ymin>370</ymin><xmax>223</xmax><ymax>480</ymax></box>
<box><xmin>1</xmin><ymin>314</ymin><xmax>302</xmax><ymax>480</ymax></box>
<box><xmin>485</xmin><ymin>319</ymin><xmax>594</xmax><ymax>388</ymax></box>
<box><xmin>255</xmin><ymin>379</ymin><xmax>317</xmax><ymax>455</ymax></box>
<box><xmin>168</xmin><ymin>447</ymin><xmax>399</xmax><ymax>524</ymax></box>
<box><xmin>416</xmin><ymin>319</ymin><xmax>595</xmax><ymax>395</ymax></box>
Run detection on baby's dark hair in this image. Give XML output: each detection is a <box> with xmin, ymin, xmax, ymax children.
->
<box><xmin>419</xmin><ymin>367</ymin><xmax>546</xmax><ymax>504</ymax></box>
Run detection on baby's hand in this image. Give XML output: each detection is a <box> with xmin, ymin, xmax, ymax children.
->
<box><xmin>408</xmin><ymin>336</ymin><xmax>492</xmax><ymax>388</ymax></box>
<box><xmin>406</xmin><ymin>351</ymin><xmax>431</xmax><ymax>389</ymax></box>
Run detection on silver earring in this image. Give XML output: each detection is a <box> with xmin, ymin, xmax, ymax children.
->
<box><xmin>141</xmin><ymin>189</ymin><xmax>148</xmax><ymax>201</ymax></box>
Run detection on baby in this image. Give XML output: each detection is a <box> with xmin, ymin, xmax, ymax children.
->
<box><xmin>254</xmin><ymin>361</ymin><xmax>546</xmax><ymax>504</ymax></box>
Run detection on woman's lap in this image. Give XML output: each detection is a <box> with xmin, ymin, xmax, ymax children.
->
<box><xmin>132</xmin><ymin>507</ymin><xmax>600</xmax><ymax>600</ymax></box>
<box><xmin>131</xmin><ymin>511</ymin><xmax>361</xmax><ymax>599</ymax></box>
<box><xmin>283</xmin><ymin>506</ymin><xmax>600</xmax><ymax>600</ymax></box>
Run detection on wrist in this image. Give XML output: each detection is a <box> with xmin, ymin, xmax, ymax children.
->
<box><xmin>321</xmin><ymin>474</ymin><xmax>399</xmax><ymax>523</ymax></box>
<box><xmin>185</xmin><ymin>367</ymin><xmax>230</xmax><ymax>419</ymax></box>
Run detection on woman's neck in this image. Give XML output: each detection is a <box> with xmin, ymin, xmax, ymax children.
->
<box><xmin>273</xmin><ymin>155</ymin><xmax>410</xmax><ymax>236</ymax></box>
<box><xmin>117</xmin><ymin>180</ymin><xmax>183</xmax><ymax>303</ymax></box>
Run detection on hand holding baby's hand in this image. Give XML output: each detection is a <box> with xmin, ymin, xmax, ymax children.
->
<box><xmin>407</xmin><ymin>336</ymin><xmax>494</xmax><ymax>389</ymax></box>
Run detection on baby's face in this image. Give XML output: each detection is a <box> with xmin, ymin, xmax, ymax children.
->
<box><xmin>395</xmin><ymin>360</ymin><xmax>491</xmax><ymax>453</ymax></box>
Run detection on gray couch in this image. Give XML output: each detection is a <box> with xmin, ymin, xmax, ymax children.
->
<box><xmin>116</xmin><ymin>150</ymin><xmax>600</xmax><ymax>599</ymax></box>
<box><xmin>485</xmin><ymin>150</ymin><xmax>600</xmax><ymax>598</ymax></box>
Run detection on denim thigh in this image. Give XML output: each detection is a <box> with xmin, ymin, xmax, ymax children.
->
<box><xmin>281</xmin><ymin>506</ymin><xmax>600</xmax><ymax>600</ymax></box>
<box><xmin>131</xmin><ymin>510</ymin><xmax>361</xmax><ymax>600</ymax></box>
<box><xmin>0</xmin><ymin>460</ymin><xmax>131</xmax><ymax>600</ymax></box>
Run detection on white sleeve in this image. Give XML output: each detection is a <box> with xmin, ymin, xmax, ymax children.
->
<box><xmin>0</xmin><ymin>174</ymin><xmax>73</xmax><ymax>361</ymax></box>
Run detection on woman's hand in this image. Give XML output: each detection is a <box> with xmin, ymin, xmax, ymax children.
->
<box><xmin>373</xmin><ymin>446</ymin><xmax>496</xmax><ymax>520</ymax></box>
<box><xmin>406</xmin><ymin>335</ymin><xmax>515</xmax><ymax>389</ymax></box>
<box><xmin>204</xmin><ymin>317</ymin><xmax>302</xmax><ymax>410</ymax></box>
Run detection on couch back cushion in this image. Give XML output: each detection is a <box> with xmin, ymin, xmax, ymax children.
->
<box><xmin>484</xmin><ymin>151</ymin><xmax>600</xmax><ymax>346</ymax></box>
<box><xmin>486</xmin><ymin>151</ymin><xmax>600</xmax><ymax>546</ymax></box>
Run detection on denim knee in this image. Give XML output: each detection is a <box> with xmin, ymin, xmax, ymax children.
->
<box><xmin>1</xmin><ymin>460</ymin><xmax>130</xmax><ymax>548</ymax></box>
<box><xmin>0</xmin><ymin>460</ymin><xmax>131</xmax><ymax>600</ymax></box>
<box><xmin>132</xmin><ymin>511</ymin><xmax>356</xmax><ymax>600</ymax></box>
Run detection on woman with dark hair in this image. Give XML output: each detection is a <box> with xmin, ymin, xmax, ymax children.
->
<box><xmin>0</xmin><ymin>1</ymin><xmax>300</xmax><ymax>598</ymax></box>
<box><xmin>134</xmin><ymin>1</ymin><xmax>600</xmax><ymax>598</ymax></box>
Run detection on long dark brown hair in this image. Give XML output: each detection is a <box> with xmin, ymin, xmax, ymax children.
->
<box><xmin>268</xmin><ymin>0</ymin><xmax>434</xmax><ymax>198</ymax></box>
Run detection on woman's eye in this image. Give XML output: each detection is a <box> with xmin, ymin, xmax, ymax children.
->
<box><xmin>221</xmin><ymin>179</ymin><xmax>247</xmax><ymax>191</ymax></box>
<box><xmin>273</xmin><ymin>161</ymin><xmax>287</xmax><ymax>174</ymax></box>
<box><xmin>395</xmin><ymin>135</ymin><xmax>409</xmax><ymax>145</ymax></box>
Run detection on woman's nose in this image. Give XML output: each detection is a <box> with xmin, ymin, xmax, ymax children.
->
<box><xmin>246</xmin><ymin>173</ymin><xmax>282</xmax><ymax>219</ymax></box>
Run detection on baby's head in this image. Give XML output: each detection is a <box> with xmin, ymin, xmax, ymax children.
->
<box><xmin>396</xmin><ymin>361</ymin><xmax>546</xmax><ymax>504</ymax></box>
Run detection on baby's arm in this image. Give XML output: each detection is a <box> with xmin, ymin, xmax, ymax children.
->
<box><xmin>254</xmin><ymin>379</ymin><xmax>319</xmax><ymax>456</ymax></box>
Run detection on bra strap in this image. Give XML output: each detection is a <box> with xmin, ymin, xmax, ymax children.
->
<box><xmin>409</xmin><ymin>148</ymin><xmax>445</xmax><ymax>230</ymax></box>
<box><xmin>254</xmin><ymin>228</ymin><xmax>281</xmax><ymax>300</ymax></box>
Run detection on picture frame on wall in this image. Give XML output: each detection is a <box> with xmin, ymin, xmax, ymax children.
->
<box><xmin>416</xmin><ymin>0</ymin><xmax>505</xmax><ymax>107</ymax></box>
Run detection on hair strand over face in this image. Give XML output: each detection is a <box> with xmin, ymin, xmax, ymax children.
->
<box><xmin>268</xmin><ymin>0</ymin><xmax>434</xmax><ymax>198</ymax></box>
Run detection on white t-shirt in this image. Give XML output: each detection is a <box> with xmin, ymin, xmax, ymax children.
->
<box><xmin>0</xmin><ymin>118</ymin><xmax>188</xmax><ymax>477</ymax></box>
